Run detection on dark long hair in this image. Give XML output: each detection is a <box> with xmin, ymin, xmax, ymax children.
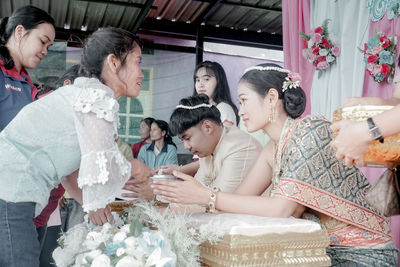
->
<box><xmin>240</xmin><ymin>63</ymin><xmax>306</xmax><ymax>119</ymax></box>
<box><xmin>152</xmin><ymin>120</ymin><xmax>176</xmax><ymax>148</ymax></box>
<box><xmin>55</xmin><ymin>64</ymin><xmax>81</xmax><ymax>88</ymax></box>
<box><xmin>80</xmin><ymin>27</ymin><xmax>142</xmax><ymax>80</ymax></box>
<box><xmin>0</xmin><ymin>5</ymin><xmax>55</xmax><ymax>69</ymax></box>
<box><xmin>193</xmin><ymin>61</ymin><xmax>239</xmax><ymax>124</ymax></box>
<box><xmin>142</xmin><ymin>117</ymin><xmax>155</xmax><ymax>129</ymax></box>
<box><xmin>169</xmin><ymin>94</ymin><xmax>221</xmax><ymax>136</ymax></box>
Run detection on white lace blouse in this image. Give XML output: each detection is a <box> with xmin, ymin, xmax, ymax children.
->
<box><xmin>0</xmin><ymin>77</ymin><xmax>131</xmax><ymax>216</ymax></box>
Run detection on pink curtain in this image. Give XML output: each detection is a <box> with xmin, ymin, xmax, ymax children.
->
<box><xmin>361</xmin><ymin>12</ymin><xmax>400</xmax><ymax>259</ymax></box>
<box><xmin>282</xmin><ymin>0</ymin><xmax>314</xmax><ymax>116</ymax></box>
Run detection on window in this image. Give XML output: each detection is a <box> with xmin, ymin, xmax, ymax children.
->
<box><xmin>117</xmin><ymin>67</ymin><xmax>153</xmax><ymax>145</ymax></box>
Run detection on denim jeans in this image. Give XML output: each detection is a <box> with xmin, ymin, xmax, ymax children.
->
<box><xmin>0</xmin><ymin>199</ymin><xmax>40</xmax><ymax>267</ymax></box>
<box><xmin>60</xmin><ymin>198</ymin><xmax>85</xmax><ymax>231</ymax></box>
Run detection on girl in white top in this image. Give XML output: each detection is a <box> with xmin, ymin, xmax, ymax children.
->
<box><xmin>193</xmin><ymin>61</ymin><xmax>239</xmax><ymax>126</ymax></box>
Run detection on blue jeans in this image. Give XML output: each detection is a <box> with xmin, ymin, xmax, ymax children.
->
<box><xmin>0</xmin><ymin>199</ymin><xmax>40</xmax><ymax>267</ymax></box>
<box><xmin>60</xmin><ymin>198</ymin><xmax>85</xmax><ymax>231</ymax></box>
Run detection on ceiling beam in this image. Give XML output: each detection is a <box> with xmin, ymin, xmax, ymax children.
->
<box><xmin>74</xmin><ymin>0</ymin><xmax>157</xmax><ymax>9</ymax></box>
<box><xmin>132</xmin><ymin>0</ymin><xmax>156</xmax><ymax>33</ymax></box>
<box><xmin>194</xmin><ymin>0</ymin><xmax>222</xmax><ymax>24</ymax></box>
<box><xmin>221</xmin><ymin>1</ymin><xmax>281</xmax><ymax>13</ymax></box>
<box><xmin>139</xmin><ymin>19</ymin><xmax>282</xmax><ymax>50</ymax></box>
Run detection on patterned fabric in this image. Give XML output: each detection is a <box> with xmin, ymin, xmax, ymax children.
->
<box><xmin>367</xmin><ymin>0</ymin><xmax>400</xmax><ymax>21</ymax></box>
<box><xmin>326</xmin><ymin>242</ymin><xmax>398</xmax><ymax>266</ymax></box>
<box><xmin>271</xmin><ymin>116</ymin><xmax>392</xmax><ymax>246</ymax></box>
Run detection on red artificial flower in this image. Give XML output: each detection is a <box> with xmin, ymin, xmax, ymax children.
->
<box><xmin>317</xmin><ymin>56</ymin><xmax>326</xmax><ymax>62</ymax></box>
<box><xmin>312</xmin><ymin>46</ymin><xmax>319</xmax><ymax>55</ymax></box>
<box><xmin>321</xmin><ymin>38</ymin><xmax>331</xmax><ymax>48</ymax></box>
<box><xmin>314</xmin><ymin>27</ymin><xmax>323</xmax><ymax>34</ymax></box>
<box><xmin>381</xmin><ymin>64</ymin><xmax>390</xmax><ymax>76</ymax></box>
<box><xmin>380</xmin><ymin>35</ymin><xmax>391</xmax><ymax>48</ymax></box>
<box><xmin>367</xmin><ymin>55</ymin><xmax>378</xmax><ymax>63</ymax></box>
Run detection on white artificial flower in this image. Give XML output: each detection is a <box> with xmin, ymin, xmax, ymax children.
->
<box><xmin>115</xmin><ymin>256</ymin><xmax>142</xmax><ymax>267</ymax></box>
<box><xmin>120</xmin><ymin>224</ymin><xmax>131</xmax><ymax>234</ymax></box>
<box><xmin>73</xmin><ymin>253</ymin><xmax>87</xmax><ymax>267</ymax></box>
<box><xmin>125</xmin><ymin>246</ymin><xmax>145</xmax><ymax>260</ymax></box>
<box><xmin>52</xmin><ymin>247</ymin><xmax>75</xmax><ymax>267</ymax></box>
<box><xmin>145</xmin><ymin>247</ymin><xmax>174</xmax><ymax>267</ymax></box>
<box><xmin>308</xmin><ymin>39</ymin><xmax>313</xmax><ymax>48</ymax></box>
<box><xmin>113</xmin><ymin>231</ymin><xmax>127</xmax><ymax>243</ymax></box>
<box><xmin>86</xmin><ymin>249</ymin><xmax>102</xmax><ymax>261</ymax></box>
<box><xmin>116</xmin><ymin>247</ymin><xmax>126</xmax><ymax>257</ymax></box>
<box><xmin>91</xmin><ymin>254</ymin><xmax>111</xmax><ymax>267</ymax></box>
<box><xmin>319</xmin><ymin>48</ymin><xmax>328</xmax><ymax>56</ymax></box>
<box><xmin>100</xmin><ymin>223</ymin><xmax>112</xmax><ymax>234</ymax></box>
<box><xmin>84</xmin><ymin>232</ymin><xmax>104</xmax><ymax>250</ymax></box>
<box><xmin>124</xmin><ymin>236</ymin><xmax>138</xmax><ymax>248</ymax></box>
<box><xmin>63</xmin><ymin>224</ymin><xmax>88</xmax><ymax>251</ymax></box>
<box><xmin>326</xmin><ymin>54</ymin><xmax>335</xmax><ymax>63</ymax></box>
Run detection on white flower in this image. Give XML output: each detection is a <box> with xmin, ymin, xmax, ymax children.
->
<box><xmin>319</xmin><ymin>48</ymin><xmax>328</xmax><ymax>56</ymax></box>
<box><xmin>308</xmin><ymin>39</ymin><xmax>314</xmax><ymax>48</ymax></box>
<box><xmin>326</xmin><ymin>54</ymin><xmax>335</xmax><ymax>63</ymax></box>
<box><xmin>100</xmin><ymin>223</ymin><xmax>112</xmax><ymax>234</ymax></box>
<box><xmin>116</xmin><ymin>247</ymin><xmax>126</xmax><ymax>257</ymax></box>
<box><xmin>52</xmin><ymin>247</ymin><xmax>75</xmax><ymax>267</ymax></box>
<box><xmin>115</xmin><ymin>256</ymin><xmax>142</xmax><ymax>267</ymax></box>
<box><xmin>63</xmin><ymin>224</ymin><xmax>88</xmax><ymax>251</ymax></box>
<box><xmin>91</xmin><ymin>254</ymin><xmax>111</xmax><ymax>267</ymax></box>
<box><xmin>86</xmin><ymin>249</ymin><xmax>102</xmax><ymax>260</ymax></box>
<box><xmin>113</xmin><ymin>231</ymin><xmax>127</xmax><ymax>243</ymax></box>
<box><xmin>120</xmin><ymin>224</ymin><xmax>131</xmax><ymax>234</ymax></box>
<box><xmin>145</xmin><ymin>247</ymin><xmax>175</xmax><ymax>267</ymax></box>
<box><xmin>84</xmin><ymin>232</ymin><xmax>104</xmax><ymax>250</ymax></box>
<box><xmin>124</xmin><ymin>236</ymin><xmax>137</xmax><ymax>248</ymax></box>
<box><xmin>125</xmin><ymin>246</ymin><xmax>145</xmax><ymax>260</ymax></box>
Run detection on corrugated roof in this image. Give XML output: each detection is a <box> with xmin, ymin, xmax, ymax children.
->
<box><xmin>0</xmin><ymin>0</ymin><xmax>282</xmax><ymax>48</ymax></box>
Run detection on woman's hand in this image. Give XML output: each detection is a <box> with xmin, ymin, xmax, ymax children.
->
<box><xmin>330</xmin><ymin>120</ymin><xmax>371</xmax><ymax>167</ymax></box>
<box><xmin>151</xmin><ymin>171</ymin><xmax>210</xmax><ymax>205</ymax></box>
<box><xmin>122</xmin><ymin>179</ymin><xmax>154</xmax><ymax>200</ymax></box>
<box><xmin>130</xmin><ymin>159</ymin><xmax>154</xmax><ymax>183</ymax></box>
<box><xmin>88</xmin><ymin>205</ymin><xmax>112</xmax><ymax>226</ymax></box>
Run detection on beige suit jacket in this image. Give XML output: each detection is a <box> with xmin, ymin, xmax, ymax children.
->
<box><xmin>195</xmin><ymin>126</ymin><xmax>262</xmax><ymax>192</ymax></box>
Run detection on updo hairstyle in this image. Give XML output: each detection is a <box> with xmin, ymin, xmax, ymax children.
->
<box><xmin>240</xmin><ymin>63</ymin><xmax>306</xmax><ymax>119</ymax></box>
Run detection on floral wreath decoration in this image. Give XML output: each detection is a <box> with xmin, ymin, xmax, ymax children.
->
<box><xmin>361</xmin><ymin>32</ymin><xmax>396</xmax><ymax>84</ymax></box>
<box><xmin>300</xmin><ymin>19</ymin><xmax>340</xmax><ymax>78</ymax></box>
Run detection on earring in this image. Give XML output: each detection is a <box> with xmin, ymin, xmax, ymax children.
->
<box><xmin>269</xmin><ymin>107</ymin><xmax>277</xmax><ymax>123</ymax></box>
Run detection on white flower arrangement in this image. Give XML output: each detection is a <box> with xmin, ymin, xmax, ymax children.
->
<box><xmin>53</xmin><ymin>212</ymin><xmax>176</xmax><ymax>267</ymax></box>
<box><xmin>53</xmin><ymin>200</ymin><xmax>222</xmax><ymax>267</ymax></box>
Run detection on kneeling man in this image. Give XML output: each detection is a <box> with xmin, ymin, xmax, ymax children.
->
<box><xmin>165</xmin><ymin>94</ymin><xmax>261</xmax><ymax>192</ymax></box>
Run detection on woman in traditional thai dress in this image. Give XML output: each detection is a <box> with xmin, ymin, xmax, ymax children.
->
<box><xmin>152</xmin><ymin>64</ymin><xmax>399</xmax><ymax>266</ymax></box>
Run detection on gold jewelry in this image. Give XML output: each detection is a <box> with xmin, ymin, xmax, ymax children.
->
<box><xmin>269</xmin><ymin>107</ymin><xmax>277</xmax><ymax>123</ymax></box>
<box><xmin>206</xmin><ymin>187</ymin><xmax>220</xmax><ymax>213</ymax></box>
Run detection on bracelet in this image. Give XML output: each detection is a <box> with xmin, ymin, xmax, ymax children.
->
<box><xmin>206</xmin><ymin>187</ymin><xmax>220</xmax><ymax>213</ymax></box>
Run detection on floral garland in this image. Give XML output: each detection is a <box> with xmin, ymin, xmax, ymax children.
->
<box><xmin>362</xmin><ymin>32</ymin><xmax>396</xmax><ymax>84</ymax></box>
<box><xmin>300</xmin><ymin>19</ymin><xmax>340</xmax><ymax>78</ymax></box>
<box><xmin>52</xmin><ymin>200</ymin><xmax>222</xmax><ymax>267</ymax></box>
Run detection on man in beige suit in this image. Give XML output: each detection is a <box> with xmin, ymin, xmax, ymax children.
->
<box><xmin>160</xmin><ymin>94</ymin><xmax>261</xmax><ymax>192</ymax></box>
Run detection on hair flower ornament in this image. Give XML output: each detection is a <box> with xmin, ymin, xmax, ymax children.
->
<box><xmin>300</xmin><ymin>19</ymin><xmax>340</xmax><ymax>78</ymax></box>
<box><xmin>282</xmin><ymin>72</ymin><xmax>301</xmax><ymax>92</ymax></box>
<box><xmin>361</xmin><ymin>32</ymin><xmax>396</xmax><ymax>84</ymax></box>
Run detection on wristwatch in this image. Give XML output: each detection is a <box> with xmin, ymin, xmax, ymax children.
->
<box><xmin>367</xmin><ymin>117</ymin><xmax>384</xmax><ymax>143</ymax></box>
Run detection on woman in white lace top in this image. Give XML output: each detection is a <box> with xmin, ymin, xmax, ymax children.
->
<box><xmin>0</xmin><ymin>27</ymin><xmax>152</xmax><ymax>266</ymax></box>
